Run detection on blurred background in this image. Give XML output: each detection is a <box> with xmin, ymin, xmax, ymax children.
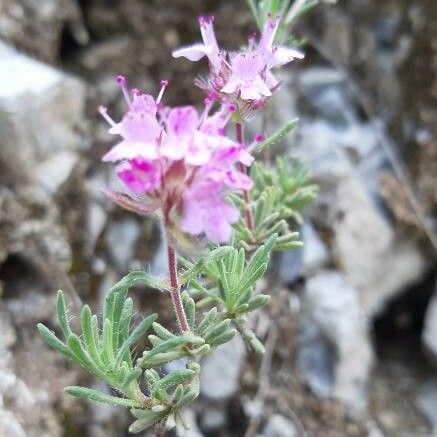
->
<box><xmin>0</xmin><ymin>0</ymin><xmax>436</xmax><ymax>436</ymax></box>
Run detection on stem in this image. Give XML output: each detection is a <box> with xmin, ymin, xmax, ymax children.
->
<box><xmin>236</xmin><ymin>122</ymin><xmax>254</xmax><ymax>232</ymax></box>
<box><xmin>167</xmin><ymin>240</ymin><xmax>190</xmax><ymax>333</ymax></box>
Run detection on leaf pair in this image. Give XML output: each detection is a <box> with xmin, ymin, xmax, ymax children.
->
<box><xmin>138</xmin><ymin>322</ymin><xmax>207</xmax><ymax>368</ymax></box>
<box><xmin>188</xmin><ymin>234</ymin><xmax>277</xmax><ymax>317</ymax></box>
<box><xmin>234</xmin><ymin>157</ymin><xmax>317</xmax><ymax>251</ymax></box>
<box><xmin>129</xmin><ymin>364</ymin><xmax>200</xmax><ymax>433</ymax></box>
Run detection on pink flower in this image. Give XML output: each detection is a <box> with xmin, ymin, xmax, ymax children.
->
<box><xmin>181</xmin><ymin>180</ymin><xmax>240</xmax><ymax>243</ymax></box>
<box><xmin>100</xmin><ymin>77</ymin><xmax>253</xmax><ymax>243</ymax></box>
<box><xmin>172</xmin><ymin>16</ymin><xmax>222</xmax><ymax>73</ymax></box>
<box><xmin>173</xmin><ymin>14</ymin><xmax>304</xmax><ymax>116</ymax></box>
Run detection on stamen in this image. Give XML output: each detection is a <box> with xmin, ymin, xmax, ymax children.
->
<box><xmin>218</xmin><ymin>103</ymin><xmax>238</xmax><ymax>129</ymax></box>
<box><xmin>98</xmin><ymin>105</ymin><xmax>116</xmax><ymax>126</ymax></box>
<box><xmin>116</xmin><ymin>75</ymin><xmax>131</xmax><ymax>106</ymax></box>
<box><xmin>156</xmin><ymin>80</ymin><xmax>168</xmax><ymax>104</ymax></box>
<box><xmin>199</xmin><ymin>92</ymin><xmax>218</xmax><ymax>126</ymax></box>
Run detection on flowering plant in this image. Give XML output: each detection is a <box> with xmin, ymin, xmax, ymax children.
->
<box><xmin>38</xmin><ymin>0</ymin><xmax>321</xmax><ymax>435</ymax></box>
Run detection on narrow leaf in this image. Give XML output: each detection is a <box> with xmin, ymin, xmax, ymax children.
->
<box><xmin>37</xmin><ymin>323</ymin><xmax>75</xmax><ymax>360</ymax></box>
<box><xmin>255</xmin><ymin>118</ymin><xmax>298</xmax><ymax>153</ymax></box>
<box><xmin>115</xmin><ymin>313</ymin><xmax>158</xmax><ymax>369</ymax></box>
<box><xmin>152</xmin><ymin>369</ymin><xmax>195</xmax><ymax>396</ymax></box>
<box><xmin>56</xmin><ymin>290</ymin><xmax>72</xmax><ymax>339</ymax></box>
<box><xmin>65</xmin><ymin>386</ymin><xmax>142</xmax><ymax>408</ymax></box>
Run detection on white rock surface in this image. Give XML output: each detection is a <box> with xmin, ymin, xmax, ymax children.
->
<box><xmin>200</xmin><ymin>336</ymin><xmax>245</xmax><ymax>401</ymax></box>
<box><xmin>298</xmin><ymin>270</ymin><xmax>373</xmax><ymax>411</ymax></box>
<box><xmin>263</xmin><ymin>414</ymin><xmax>298</xmax><ymax>437</ymax></box>
<box><xmin>423</xmin><ymin>291</ymin><xmax>437</xmax><ymax>364</ymax></box>
<box><xmin>332</xmin><ymin>175</ymin><xmax>428</xmax><ymax>317</ymax></box>
<box><xmin>106</xmin><ymin>218</ymin><xmax>141</xmax><ymax>270</ymax></box>
<box><xmin>0</xmin><ymin>41</ymin><xmax>86</xmax><ymax>193</ymax></box>
<box><xmin>302</xmin><ymin>223</ymin><xmax>330</xmax><ymax>274</ymax></box>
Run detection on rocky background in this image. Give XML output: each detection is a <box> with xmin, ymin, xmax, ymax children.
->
<box><xmin>0</xmin><ymin>0</ymin><xmax>436</xmax><ymax>436</ymax></box>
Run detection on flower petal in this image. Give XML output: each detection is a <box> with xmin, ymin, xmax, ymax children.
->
<box><xmin>172</xmin><ymin>43</ymin><xmax>212</xmax><ymax>61</ymax></box>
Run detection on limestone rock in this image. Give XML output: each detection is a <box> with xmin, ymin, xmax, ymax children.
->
<box><xmin>200</xmin><ymin>336</ymin><xmax>245</xmax><ymax>401</ymax></box>
<box><xmin>298</xmin><ymin>270</ymin><xmax>373</xmax><ymax>411</ymax></box>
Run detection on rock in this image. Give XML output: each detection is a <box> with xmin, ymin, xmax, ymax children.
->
<box><xmin>298</xmin><ymin>270</ymin><xmax>373</xmax><ymax>411</ymax></box>
<box><xmin>302</xmin><ymin>223</ymin><xmax>330</xmax><ymax>274</ymax></box>
<box><xmin>332</xmin><ymin>175</ymin><xmax>428</xmax><ymax>317</ymax></box>
<box><xmin>0</xmin><ymin>42</ymin><xmax>86</xmax><ymax>155</ymax></box>
<box><xmin>200</xmin><ymin>336</ymin><xmax>245</xmax><ymax>401</ymax></box>
<box><xmin>200</xmin><ymin>405</ymin><xmax>227</xmax><ymax>432</ymax></box>
<box><xmin>35</xmin><ymin>150</ymin><xmax>78</xmax><ymax>194</ymax></box>
<box><xmin>0</xmin><ymin>0</ymin><xmax>87</xmax><ymax>63</ymax></box>
<box><xmin>0</xmin><ymin>410</ymin><xmax>27</xmax><ymax>437</ymax></box>
<box><xmin>277</xmin><ymin>248</ymin><xmax>302</xmax><ymax>285</ymax></box>
<box><xmin>417</xmin><ymin>379</ymin><xmax>437</xmax><ymax>434</ymax></box>
<box><xmin>422</xmin><ymin>291</ymin><xmax>437</xmax><ymax>365</ymax></box>
<box><xmin>105</xmin><ymin>218</ymin><xmax>141</xmax><ymax>271</ymax></box>
<box><xmin>263</xmin><ymin>414</ymin><xmax>298</xmax><ymax>437</ymax></box>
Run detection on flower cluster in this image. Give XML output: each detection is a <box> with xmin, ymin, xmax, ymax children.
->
<box><xmin>100</xmin><ymin>77</ymin><xmax>253</xmax><ymax>242</ymax></box>
<box><xmin>173</xmin><ymin>14</ymin><xmax>304</xmax><ymax>116</ymax></box>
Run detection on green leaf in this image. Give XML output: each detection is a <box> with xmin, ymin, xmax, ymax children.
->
<box><xmin>245</xmin><ymin>294</ymin><xmax>271</xmax><ymax>312</ymax></box>
<box><xmin>102</xmin><ymin>318</ymin><xmax>115</xmax><ymax>364</ymax></box>
<box><xmin>152</xmin><ymin>322</ymin><xmax>176</xmax><ymax>340</ymax></box>
<box><xmin>255</xmin><ymin>118</ymin><xmax>298</xmax><ymax>153</ymax></box>
<box><xmin>152</xmin><ymin>369</ymin><xmax>195</xmax><ymax>396</ymax></box>
<box><xmin>138</xmin><ymin>336</ymin><xmax>202</xmax><ymax>368</ymax></box>
<box><xmin>80</xmin><ymin>305</ymin><xmax>105</xmax><ymax>370</ymax></box>
<box><xmin>123</xmin><ymin>368</ymin><xmax>143</xmax><ymax>388</ymax></box>
<box><xmin>197</xmin><ymin>307</ymin><xmax>218</xmax><ymax>335</ymax></box>
<box><xmin>56</xmin><ymin>290</ymin><xmax>72</xmax><ymax>339</ymax></box>
<box><xmin>129</xmin><ymin>411</ymin><xmax>165</xmax><ymax>434</ymax></box>
<box><xmin>207</xmin><ymin>329</ymin><xmax>237</xmax><ymax>347</ymax></box>
<box><xmin>37</xmin><ymin>323</ymin><xmax>75</xmax><ymax>359</ymax></box>
<box><xmin>115</xmin><ymin>313</ymin><xmax>158</xmax><ymax>369</ymax></box>
<box><xmin>65</xmin><ymin>386</ymin><xmax>142</xmax><ymax>408</ymax></box>
<box><xmin>182</xmin><ymin>292</ymin><xmax>196</xmax><ymax>330</ymax></box>
<box><xmin>204</xmin><ymin>319</ymin><xmax>232</xmax><ymax>343</ymax></box>
<box><xmin>178</xmin><ymin>388</ymin><xmax>199</xmax><ymax>408</ymax></box>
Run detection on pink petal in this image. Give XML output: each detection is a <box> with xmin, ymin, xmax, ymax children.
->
<box><xmin>102</xmin><ymin>141</ymin><xmax>159</xmax><ymax>162</ymax></box>
<box><xmin>166</xmin><ymin>106</ymin><xmax>200</xmax><ymax>137</ymax></box>
<box><xmin>116</xmin><ymin>159</ymin><xmax>161</xmax><ymax>194</ymax></box>
<box><xmin>272</xmin><ymin>46</ymin><xmax>304</xmax><ymax>67</ymax></box>
<box><xmin>172</xmin><ymin>44</ymin><xmax>212</xmax><ymax>62</ymax></box>
<box><xmin>258</xmin><ymin>16</ymin><xmax>280</xmax><ymax>52</ymax></box>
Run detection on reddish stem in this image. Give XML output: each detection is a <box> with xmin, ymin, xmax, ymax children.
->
<box><xmin>167</xmin><ymin>241</ymin><xmax>190</xmax><ymax>333</ymax></box>
<box><xmin>236</xmin><ymin>122</ymin><xmax>254</xmax><ymax>231</ymax></box>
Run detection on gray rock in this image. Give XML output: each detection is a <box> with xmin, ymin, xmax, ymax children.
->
<box><xmin>332</xmin><ymin>175</ymin><xmax>428</xmax><ymax>317</ymax></box>
<box><xmin>277</xmin><ymin>248</ymin><xmax>302</xmax><ymax>284</ymax></box>
<box><xmin>0</xmin><ymin>410</ymin><xmax>27</xmax><ymax>437</ymax></box>
<box><xmin>106</xmin><ymin>218</ymin><xmax>141</xmax><ymax>271</ymax></box>
<box><xmin>0</xmin><ymin>41</ymin><xmax>86</xmax><ymax>190</ymax></box>
<box><xmin>200</xmin><ymin>336</ymin><xmax>245</xmax><ymax>401</ymax></box>
<box><xmin>299</xmin><ymin>270</ymin><xmax>373</xmax><ymax>411</ymax></box>
<box><xmin>417</xmin><ymin>379</ymin><xmax>437</xmax><ymax>434</ymax></box>
<box><xmin>263</xmin><ymin>414</ymin><xmax>298</xmax><ymax>437</ymax></box>
<box><xmin>200</xmin><ymin>405</ymin><xmax>227</xmax><ymax>432</ymax></box>
<box><xmin>423</xmin><ymin>291</ymin><xmax>437</xmax><ymax>365</ymax></box>
<box><xmin>302</xmin><ymin>224</ymin><xmax>329</xmax><ymax>274</ymax></box>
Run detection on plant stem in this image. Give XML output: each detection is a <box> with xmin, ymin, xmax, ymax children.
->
<box><xmin>166</xmin><ymin>240</ymin><xmax>190</xmax><ymax>333</ymax></box>
<box><xmin>236</xmin><ymin>121</ymin><xmax>254</xmax><ymax>232</ymax></box>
